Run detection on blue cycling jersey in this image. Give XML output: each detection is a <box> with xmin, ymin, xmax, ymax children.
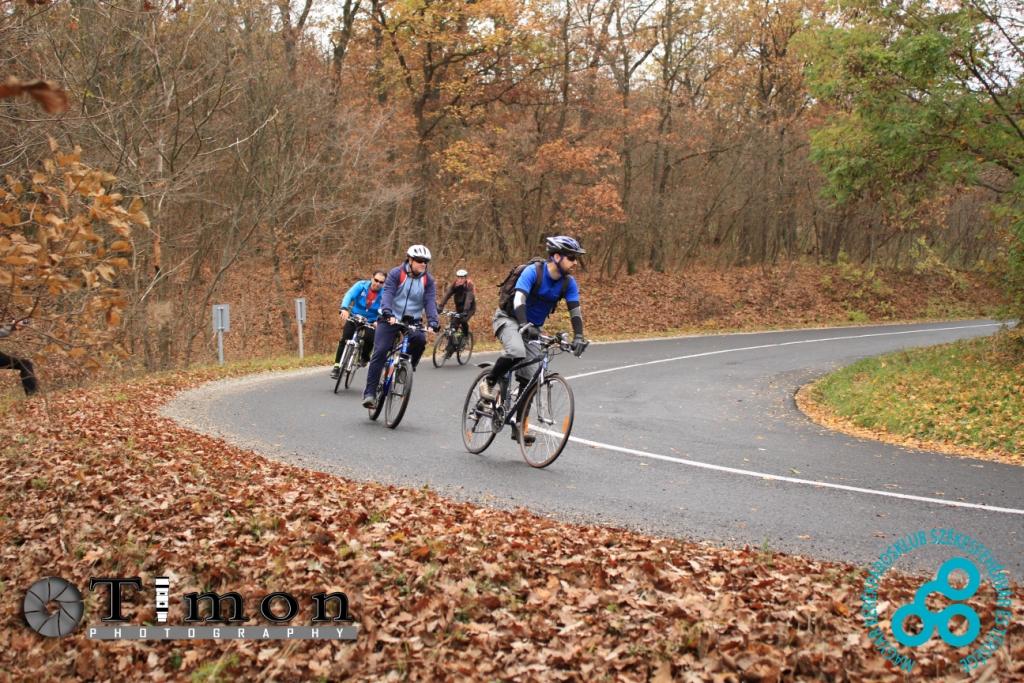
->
<box><xmin>514</xmin><ymin>262</ymin><xmax>580</xmax><ymax>326</ymax></box>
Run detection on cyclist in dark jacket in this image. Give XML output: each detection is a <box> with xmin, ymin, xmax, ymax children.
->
<box><xmin>0</xmin><ymin>320</ymin><xmax>38</xmax><ymax>396</ymax></box>
<box><xmin>437</xmin><ymin>268</ymin><xmax>476</xmax><ymax>339</ymax></box>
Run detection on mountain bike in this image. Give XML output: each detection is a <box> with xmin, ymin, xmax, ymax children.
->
<box><xmin>432</xmin><ymin>311</ymin><xmax>474</xmax><ymax>367</ymax></box>
<box><xmin>334</xmin><ymin>315</ymin><xmax>374</xmax><ymax>393</ymax></box>
<box><xmin>368</xmin><ymin>321</ymin><xmax>426</xmax><ymax>429</ymax></box>
<box><xmin>461</xmin><ymin>331</ymin><xmax>587</xmax><ymax>468</ymax></box>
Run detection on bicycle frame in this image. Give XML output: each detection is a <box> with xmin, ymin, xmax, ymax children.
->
<box><xmin>491</xmin><ymin>339</ymin><xmax>559</xmax><ymax>428</ymax></box>
<box><xmin>345</xmin><ymin>321</ymin><xmax>373</xmax><ymax>359</ymax></box>
<box><xmin>379</xmin><ymin>324</ymin><xmax>418</xmax><ymax>396</ymax></box>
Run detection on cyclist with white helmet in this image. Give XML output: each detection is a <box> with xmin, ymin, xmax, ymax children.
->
<box><xmin>437</xmin><ymin>268</ymin><xmax>476</xmax><ymax>340</ymax></box>
<box><xmin>361</xmin><ymin>245</ymin><xmax>440</xmax><ymax>409</ymax></box>
<box><xmin>478</xmin><ymin>236</ymin><xmax>588</xmax><ymax>440</ymax></box>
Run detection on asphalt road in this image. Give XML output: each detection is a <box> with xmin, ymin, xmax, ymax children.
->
<box><xmin>165</xmin><ymin>320</ymin><xmax>1024</xmax><ymax>578</ymax></box>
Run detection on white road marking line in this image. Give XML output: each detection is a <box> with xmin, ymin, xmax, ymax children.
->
<box><xmin>566</xmin><ymin>323</ymin><xmax>1001</xmax><ymax>380</ymax></box>
<box><xmin>553</xmin><ymin>322</ymin><xmax>1023</xmax><ymax>514</ymax></box>
<box><xmin>554</xmin><ymin>432</ymin><xmax>1024</xmax><ymax>515</ymax></box>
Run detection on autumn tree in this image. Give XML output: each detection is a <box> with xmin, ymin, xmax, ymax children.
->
<box><xmin>799</xmin><ymin>0</ymin><xmax>1024</xmax><ymax>318</ymax></box>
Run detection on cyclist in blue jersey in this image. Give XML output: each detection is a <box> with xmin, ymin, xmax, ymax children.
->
<box><xmin>478</xmin><ymin>236</ymin><xmax>588</xmax><ymax>440</ymax></box>
<box><xmin>361</xmin><ymin>244</ymin><xmax>440</xmax><ymax>409</ymax></box>
<box><xmin>331</xmin><ymin>270</ymin><xmax>386</xmax><ymax>380</ymax></box>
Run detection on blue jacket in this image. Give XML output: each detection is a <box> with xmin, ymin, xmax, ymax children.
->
<box><xmin>340</xmin><ymin>280</ymin><xmax>384</xmax><ymax>322</ymax></box>
<box><xmin>514</xmin><ymin>262</ymin><xmax>580</xmax><ymax>327</ymax></box>
<box><xmin>380</xmin><ymin>263</ymin><xmax>439</xmax><ymax>327</ymax></box>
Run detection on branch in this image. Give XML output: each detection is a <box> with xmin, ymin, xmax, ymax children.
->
<box><xmin>198</xmin><ymin>108</ymin><xmax>280</xmax><ymax>156</ymax></box>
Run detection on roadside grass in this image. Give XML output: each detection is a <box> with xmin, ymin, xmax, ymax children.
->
<box><xmin>809</xmin><ymin>329</ymin><xmax>1024</xmax><ymax>461</ymax></box>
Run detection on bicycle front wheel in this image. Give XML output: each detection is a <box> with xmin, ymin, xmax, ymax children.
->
<box><xmin>432</xmin><ymin>331</ymin><xmax>449</xmax><ymax>368</ymax></box>
<box><xmin>462</xmin><ymin>369</ymin><xmax>497</xmax><ymax>454</ymax></box>
<box><xmin>368</xmin><ymin>371</ymin><xmax>387</xmax><ymax>421</ymax></box>
<box><xmin>334</xmin><ymin>345</ymin><xmax>352</xmax><ymax>394</ymax></box>
<box><xmin>456</xmin><ymin>331</ymin><xmax>474</xmax><ymax>365</ymax></box>
<box><xmin>384</xmin><ymin>361</ymin><xmax>413</xmax><ymax>429</ymax></box>
<box><xmin>343</xmin><ymin>363</ymin><xmax>359</xmax><ymax>389</ymax></box>
<box><xmin>518</xmin><ymin>374</ymin><xmax>574</xmax><ymax>468</ymax></box>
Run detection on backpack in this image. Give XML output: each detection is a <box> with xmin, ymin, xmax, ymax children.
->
<box><xmin>498</xmin><ymin>258</ymin><xmax>569</xmax><ymax>316</ymax></box>
<box><xmin>398</xmin><ymin>267</ymin><xmax>427</xmax><ymax>287</ymax></box>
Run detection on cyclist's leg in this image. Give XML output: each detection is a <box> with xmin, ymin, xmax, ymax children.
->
<box><xmin>407</xmin><ymin>328</ymin><xmax>427</xmax><ymax>369</ymax></box>
<box><xmin>0</xmin><ymin>351</ymin><xmax>37</xmax><ymax>396</ymax></box>
<box><xmin>363</xmin><ymin>321</ymin><xmax>397</xmax><ymax>401</ymax></box>
<box><xmin>486</xmin><ymin>311</ymin><xmax>525</xmax><ymax>384</ymax></box>
<box><xmin>458</xmin><ymin>315</ymin><xmax>470</xmax><ymax>337</ymax></box>
<box><xmin>516</xmin><ymin>331</ymin><xmax>542</xmax><ymax>385</ymax></box>
<box><xmin>360</xmin><ymin>326</ymin><xmax>376</xmax><ymax>364</ymax></box>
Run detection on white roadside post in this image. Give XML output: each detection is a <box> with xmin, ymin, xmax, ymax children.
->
<box><xmin>295</xmin><ymin>297</ymin><xmax>307</xmax><ymax>359</ymax></box>
<box><xmin>212</xmin><ymin>304</ymin><xmax>230</xmax><ymax>365</ymax></box>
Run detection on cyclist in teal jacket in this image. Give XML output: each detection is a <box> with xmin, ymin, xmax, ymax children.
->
<box><xmin>331</xmin><ymin>270</ymin><xmax>386</xmax><ymax>379</ymax></box>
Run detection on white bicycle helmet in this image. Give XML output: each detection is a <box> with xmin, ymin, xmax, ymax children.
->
<box><xmin>455</xmin><ymin>268</ymin><xmax>468</xmax><ymax>277</ymax></box>
<box><xmin>406</xmin><ymin>244</ymin><xmax>432</xmax><ymax>261</ymax></box>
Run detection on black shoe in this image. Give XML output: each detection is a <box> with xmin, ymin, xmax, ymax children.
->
<box><xmin>331</xmin><ymin>367</ymin><xmax>341</xmax><ymax>380</ymax></box>
<box><xmin>510</xmin><ymin>423</ymin><xmax>536</xmax><ymax>446</ymax></box>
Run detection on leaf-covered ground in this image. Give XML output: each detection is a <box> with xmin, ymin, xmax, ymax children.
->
<box><xmin>801</xmin><ymin>332</ymin><xmax>1024</xmax><ymax>465</ymax></box>
<box><xmin>1</xmin><ymin>361</ymin><xmax>1022</xmax><ymax>681</ymax></box>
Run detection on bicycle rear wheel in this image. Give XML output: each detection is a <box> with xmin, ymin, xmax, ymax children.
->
<box><xmin>432</xmin><ymin>331</ymin><xmax>449</xmax><ymax>368</ymax></box>
<box><xmin>462</xmin><ymin>369</ymin><xmax>498</xmax><ymax>454</ymax></box>
<box><xmin>456</xmin><ymin>331</ymin><xmax>474</xmax><ymax>365</ymax></box>
<box><xmin>384</xmin><ymin>360</ymin><xmax>413</xmax><ymax>428</ymax></box>
<box><xmin>518</xmin><ymin>374</ymin><xmax>574</xmax><ymax>468</ymax></box>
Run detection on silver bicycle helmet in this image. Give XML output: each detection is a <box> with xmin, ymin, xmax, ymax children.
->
<box><xmin>545</xmin><ymin>235</ymin><xmax>586</xmax><ymax>256</ymax></box>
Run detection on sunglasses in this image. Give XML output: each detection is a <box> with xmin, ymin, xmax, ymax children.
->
<box><xmin>561</xmin><ymin>254</ymin><xmax>578</xmax><ymax>262</ymax></box>
<box><xmin>372</xmin><ymin>278</ymin><xmax>386</xmax><ymax>284</ymax></box>
<box><xmin>411</xmin><ymin>257</ymin><xmax>429</xmax><ymax>264</ymax></box>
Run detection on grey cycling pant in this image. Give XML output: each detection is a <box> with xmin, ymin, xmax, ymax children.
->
<box><xmin>491</xmin><ymin>310</ymin><xmax>541</xmax><ymax>383</ymax></box>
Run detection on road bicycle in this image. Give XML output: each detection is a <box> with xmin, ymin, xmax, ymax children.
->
<box><xmin>334</xmin><ymin>315</ymin><xmax>374</xmax><ymax>393</ymax></box>
<box><xmin>368</xmin><ymin>321</ymin><xmax>426</xmax><ymax>429</ymax></box>
<box><xmin>461</xmin><ymin>331</ymin><xmax>587</xmax><ymax>468</ymax></box>
<box><xmin>432</xmin><ymin>311</ymin><xmax>474</xmax><ymax>367</ymax></box>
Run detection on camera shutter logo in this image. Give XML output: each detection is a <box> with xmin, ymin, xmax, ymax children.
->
<box><xmin>23</xmin><ymin>577</ymin><xmax>84</xmax><ymax>638</ymax></box>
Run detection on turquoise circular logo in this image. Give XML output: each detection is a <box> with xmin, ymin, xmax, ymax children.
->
<box><xmin>860</xmin><ymin>529</ymin><xmax>1014</xmax><ymax>675</ymax></box>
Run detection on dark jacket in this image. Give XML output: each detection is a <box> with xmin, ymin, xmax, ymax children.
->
<box><xmin>438</xmin><ymin>282</ymin><xmax>476</xmax><ymax>317</ymax></box>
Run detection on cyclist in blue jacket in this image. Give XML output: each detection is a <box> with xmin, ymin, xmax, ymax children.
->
<box><xmin>331</xmin><ymin>270</ymin><xmax>386</xmax><ymax>379</ymax></box>
<box><xmin>478</xmin><ymin>236</ymin><xmax>588</xmax><ymax>441</ymax></box>
<box><xmin>362</xmin><ymin>245</ymin><xmax>440</xmax><ymax>408</ymax></box>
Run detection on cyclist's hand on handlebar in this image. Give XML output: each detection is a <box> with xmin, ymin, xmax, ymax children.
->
<box><xmin>519</xmin><ymin>322</ymin><xmax>540</xmax><ymax>341</ymax></box>
<box><xmin>571</xmin><ymin>334</ymin><xmax>588</xmax><ymax>357</ymax></box>
<box><xmin>429</xmin><ymin>321</ymin><xmax>440</xmax><ymax>333</ymax></box>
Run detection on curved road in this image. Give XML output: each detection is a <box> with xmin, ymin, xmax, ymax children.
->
<box><xmin>165</xmin><ymin>320</ymin><xmax>1024</xmax><ymax>578</ymax></box>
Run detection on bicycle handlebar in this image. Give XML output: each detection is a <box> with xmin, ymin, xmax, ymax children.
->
<box><xmin>532</xmin><ymin>331</ymin><xmax>588</xmax><ymax>354</ymax></box>
<box><xmin>394</xmin><ymin>321</ymin><xmax>428</xmax><ymax>333</ymax></box>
